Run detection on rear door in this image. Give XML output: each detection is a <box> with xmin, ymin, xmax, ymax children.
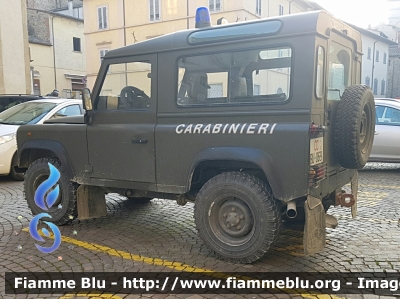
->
<box><xmin>87</xmin><ymin>54</ymin><xmax>157</xmax><ymax>183</ymax></box>
<box><xmin>325</xmin><ymin>33</ymin><xmax>356</xmax><ymax>171</ymax></box>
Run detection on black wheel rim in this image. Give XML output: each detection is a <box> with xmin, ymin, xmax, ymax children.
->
<box><xmin>360</xmin><ymin>103</ymin><xmax>372</xmax><ymax>154</ymax></box>
<box><xmin>209</xmin><ymin>196</ymin><xmax>255</xmax><ymax>246</ymax></box>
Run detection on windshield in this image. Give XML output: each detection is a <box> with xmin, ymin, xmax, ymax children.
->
<box><xmin>0</xmin><ymin>102</ymin><xmax>57</xmax><ymax>125</ymax></box>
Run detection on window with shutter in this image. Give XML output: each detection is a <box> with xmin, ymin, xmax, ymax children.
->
<box><xmin>73</xmin><ymin>37</ymin><xmax>81</xmax><ymax>52</ymax></box>
<box><xmin>209</xmin><ymin>0</ymin><xmax>221</xmax><ymax>12</ymax></box>
<box><xmin>149</xmin><ymin>0</ymin><xmax>160</xmax><ymax>22</ymax></box>
<box><xmin>98</xmin><ymin>6</ymin><xmax>108</xmax><ymax>30</ymax></box>
<box><xmin>279</xmin><ymin>4</ymin><xmax>284</xmax><ymax>16</ymax></box>
<box><xmin>256</xmin><ymin>0</ymin><xmax>261</xmax><ymax>15</ymax></box>
<box><xmin>100</xmin><ymin>49</ymin><xmax>109</xmax><ymax>63</ymax></box>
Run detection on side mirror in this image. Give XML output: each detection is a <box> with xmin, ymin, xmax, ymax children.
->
<box><xmin>82</xmin><ymin>88</ymin><xmax>93</xmax><ymax>111</ymax></box>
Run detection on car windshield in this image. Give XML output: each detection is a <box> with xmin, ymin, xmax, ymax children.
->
<box><xmin>0</xmin><ymin>102</ymin><xmax>57</xmax><ymax>125</ymax></box>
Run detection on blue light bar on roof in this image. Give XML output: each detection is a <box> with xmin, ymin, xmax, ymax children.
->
<box><xmin>195</xmin><ymin>7</ymin><xmax>211</xmax><ymax>28</ymax></box>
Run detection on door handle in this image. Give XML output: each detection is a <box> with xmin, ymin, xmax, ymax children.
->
<box><xmin>374</xmin><ymin>131</ymin><xmax>379</xmax><ymax>135</ymax></box>
<box><xmin>132</xmin><ymin>139</ymin><xmax>148</xmax><ymax>144</ymax></box>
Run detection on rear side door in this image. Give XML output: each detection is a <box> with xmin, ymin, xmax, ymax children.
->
<box><xmin>86</xmin><ymin>55</ymin><xmax>157</xmax><ymax>183</ymax></box>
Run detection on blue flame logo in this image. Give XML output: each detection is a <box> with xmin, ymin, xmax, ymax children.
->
<box><xmin>34</xmin><ymin>163</ymin><xmax>60</xmax><ymax>210</ymax></box>
<box><xmin>29</xmin><ymin>163</ymin><xmax>62</xmax><ymax>253</ymax></box>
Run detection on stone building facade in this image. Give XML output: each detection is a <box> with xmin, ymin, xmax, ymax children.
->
<box><xmin>387</xmin><ymin>46</ymin><xmax>400</xmax><ymax>98</ymax></box>
<box><xmin>27</xmin><ymin>0</ymin><xmax>86</xmax><ymax>97</ymax></box>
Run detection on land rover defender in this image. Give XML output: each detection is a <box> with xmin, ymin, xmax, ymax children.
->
<box><xmin>17</xmin><ymin>10</ymin><xmax>375</xmax><ymax>263</ymax></box>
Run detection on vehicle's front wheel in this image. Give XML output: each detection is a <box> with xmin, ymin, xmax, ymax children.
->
<box><xmin>24</xmin><ymin>157</ymin><xmax>78</xmax><ymax>226</ymax></box>
<box><xmin>194</xmin><ymin>172</ymin><xmax>281</xmax><ymax>263</ymax></box>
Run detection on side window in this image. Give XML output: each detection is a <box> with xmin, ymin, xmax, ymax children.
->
<box><xmin>327</xmin><ymin>42</ymin><xmax>351</xmax><ymax>100</ymax></box>
<box><xmin>377</xmin><ymin>106</ymin><xmax>400</xmax><ymax>125</ymax></box>
<box><xmin>177</xmin><ymin>47</ymin><xmax>292</xmax><ymax>106</ymax></box>
<box><xmin>96</xmin><ymin>61</ymin><xmax>152</xmax><ymax>111</ymax></box>
<box><xmin>316</xmin><ymin>46</ymin><xmax>325</xmax><ymax>98</ymax></box>
<box><xmin>51</xmin><ymin>104</ymin><xmax>82</xmax><ymax>119</ymax></box>
<box><xmin>375</xmin><ymin>106</ymin><xmax>385</xmax><ymax>123</ymax></box>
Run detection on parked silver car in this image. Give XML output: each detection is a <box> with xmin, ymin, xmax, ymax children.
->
<box><xmin>369</xmin><ymin>98</ymin><xmax>400</xmax><ymax>162</ymax></box>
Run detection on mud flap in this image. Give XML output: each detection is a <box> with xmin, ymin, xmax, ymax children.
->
<box><xmin>303</xmin><ymin>195</ymin><xmax>326</xmax><ymax>255</ymax></box>
<box><xmin>77</xmin><ymin>185</ymin><xmax>107</xmax><ymax>220</ymax></box>
<box><xmin>351</xmin><ymin>171</ymin><xmax>358</xmax><ymax>218</ymax></box>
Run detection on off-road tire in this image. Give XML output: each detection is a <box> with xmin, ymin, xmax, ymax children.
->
<box><xmin>10</xmin><ymin>152</ymin><xmax>24</xmax><ymax>181</ymax></box>
<box><xmin>194</xmin><ymin>172</ymin><xmax>281</xmax><ymax>263</ymax></box>
<box><xmin>24</xmin><ymin>157</ymin><xmax>78</xmax><ymax>225</ymax></box>
<box><xmin>335</xmin><ymin>85</ymin><xmax>375</xmax><ymax>169</ymax></box>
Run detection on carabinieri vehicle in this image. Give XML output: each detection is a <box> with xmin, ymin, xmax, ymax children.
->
<box><xmin>17</xmin><ymin>8</ymin><xmax>375</xmax><ymax>263</ymax></box>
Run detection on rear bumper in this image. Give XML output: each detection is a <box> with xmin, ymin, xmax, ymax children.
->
<box><xmin>309</xmin><ymin>167</ymin><xmax>357</xmax><ymax>199</ymax></box>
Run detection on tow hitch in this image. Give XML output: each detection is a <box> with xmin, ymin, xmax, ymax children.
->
<box><xmin>335</xmin><ymin>171</ymin><xmax>358</xmax><ymax>218</ymax></box>
<box><xmin>336</xmin><ymin>192</ymin><xmax>355</xmax><ymax>207</ymax></box>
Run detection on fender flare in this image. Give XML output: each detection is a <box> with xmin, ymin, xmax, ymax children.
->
<box><xmin>188</xmin><ymin>147</ymin><xmax>286</xmax><ymax>200</ymax></box>
<box><xmin>19</xmin><ymin>139</ymin><xmax>75</xmax><ymax>179</ymax></box>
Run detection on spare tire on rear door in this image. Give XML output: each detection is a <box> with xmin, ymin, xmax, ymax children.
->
<box><xmin>335</xmin><ymin>85</ymin><xmax>375</xmax><ymax>169</ymax></box>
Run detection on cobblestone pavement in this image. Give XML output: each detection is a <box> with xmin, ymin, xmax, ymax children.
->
<box><xmin>1</xmin><ymin>163</ymin><xmax>399</xmax><ymax>299</ymax></box>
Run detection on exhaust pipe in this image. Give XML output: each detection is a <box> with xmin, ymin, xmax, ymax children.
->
<box><xmin>286</xmin><ymin>200</ymin><xmax>297</xmax><ymax>218</ymax></box>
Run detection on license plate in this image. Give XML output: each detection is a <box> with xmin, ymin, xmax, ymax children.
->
<box><xmin>310</xmin><ymin>137</ymin><xmax>323</xmax><ymax>166</ymax></box>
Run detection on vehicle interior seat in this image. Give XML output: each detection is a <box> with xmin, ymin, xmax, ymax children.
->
<box><xmin>187</xmin><ymin>73</ymin><xmax>210</xmax><ymax>102</ymax></box>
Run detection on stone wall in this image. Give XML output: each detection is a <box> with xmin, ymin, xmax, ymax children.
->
<box><xmin>26</xmin><ymin>0</ymin><xmax>82</xmax><ymax>11</ymax></box>
<box><xmin>387</xmin><ymin>58</ymin><xmax>400</xmax><ymax>98</ymax></box>
<box><xmin>27</xmin><ymin>10</ymin><xmax>51</xmax><ymax>45</ymax></box>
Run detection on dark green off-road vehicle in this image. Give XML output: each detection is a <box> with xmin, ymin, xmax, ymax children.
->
<box><xmin>17</xmin><ymin>10</ymin><xmax>375</xmax><ymax>263</ymax></box>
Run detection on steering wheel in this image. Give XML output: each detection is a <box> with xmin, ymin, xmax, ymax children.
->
<box><xmin>121</xmin><ymin>86</ymin><xmax>151</xmax><ymax>109</ymax></box>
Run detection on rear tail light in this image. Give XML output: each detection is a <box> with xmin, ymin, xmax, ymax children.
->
<box><xmin>309</xmin><ymin>163</ymin><xmax>327</xmax><ymax>187</ymax></box>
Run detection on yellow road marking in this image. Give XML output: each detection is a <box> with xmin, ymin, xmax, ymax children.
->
<box><xmin>360</xmin><ymin>184</ymin><xmax>400</xmax><ymax>189</ymax></box>
<box><xmin>22</xmin><ymin>229</ymin><xmax>345</xmax><ymax>299</ymax></box>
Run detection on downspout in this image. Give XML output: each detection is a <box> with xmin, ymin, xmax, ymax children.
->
<box><xmin>123</xmin><ymin>0</ymin><xmax>127</xmax><ymax>86</ymax></box>
<box><xmin>122</xmin><ymin>0</ymin><xmax>126</xmax><ymax>47</ymax></box>
<box><xmin>391</xmin><ymin>56</ymin><xmax>395</xmax><ymax>97</ymax></box>
<box><xmin>371</xmin><ymin>40</ymin><xmax>378</xmax><ymax>94</ymax></box>
<box><xmin>51</xmin><ymin>15</ymin><xmax>57</xmax><ymax>90</ymax></box>
<box><xmin>187</xmin><ymin>0</ymin><xmax>189</xmax><ymax>29</ymax></box>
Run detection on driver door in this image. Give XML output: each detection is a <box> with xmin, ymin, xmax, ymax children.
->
<box><xmin>87</xmin><ymin>54</ymin><xmax>157</xmax><ymax>183</ymax></box>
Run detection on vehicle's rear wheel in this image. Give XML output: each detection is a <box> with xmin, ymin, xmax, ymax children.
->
<box><xmin>335</xmin><ymin>85</ymin><xmax>375</xmax><ymax>169</ymax></box>
<box><xmin>10</xmin><ymin>152</ymin><xmax>24</xmax><ymax>181</ymax></box>
<box><xmin>24</xmin><ymin>157</ymin><xmax>77</xmax><ymax>225</ymax></box>
<box><xmin>194</xmin><ymin>172</ymin><xmax>281</xmax><ymax>263</ymax></box>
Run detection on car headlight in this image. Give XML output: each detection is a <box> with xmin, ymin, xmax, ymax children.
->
<box><xmin>0</xmin><ymin>133</ymin><xmax>16</xmax><ymax>145</ymax></box>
